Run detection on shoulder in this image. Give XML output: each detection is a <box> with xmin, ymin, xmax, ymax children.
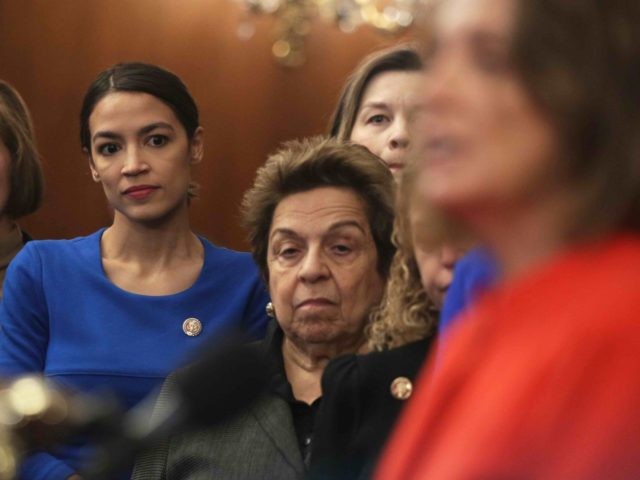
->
<box><xmin>323</xmin><ymin>338</ymin><xmax>432</xmax><ymax>399</ymax></box>
<box><xmin>199</xmin><ymin>237</ymin><xmax>258</xmax><ymax>271</ymax></box>
<box><xmin>355</xmin><ymin>338</ymin><xmax>432</xmax><ymax>385</ymax></box>
<box><xmin>17</xmin><ymin>230</ymin><xmax>102</xmax><ymax>258</ymax></box>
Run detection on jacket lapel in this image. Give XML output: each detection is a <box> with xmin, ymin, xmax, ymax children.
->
<box><xmin>250</xmin><ymin>394</ymin><xmax>305</xmax><ymax>476</ymax></box>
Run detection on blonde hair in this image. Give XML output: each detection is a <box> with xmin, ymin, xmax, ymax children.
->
<box><xmin>0</xmin><ymin>81</ymin><xmax>44</xmax><ymax>219</ymax></box>
<box><xmin>367</xmin><ymin>160</ymin><xmax>438</xmax><ymax>351</ymax></box>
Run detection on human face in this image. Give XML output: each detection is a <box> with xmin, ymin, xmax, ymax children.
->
<box><xmin>414</xmin><ymin>244</ymin><xmax>461</xmax><ymax>309</ymax></box>
<box><xmin>350</xmin><ymin>70</ymin><xmax>424</xmax><ymax>177</ymax></box>
<box><xmin>408</xmin><ymin>197</ymin><xmax>463</xmax><ymax>308</ymax></box>
<box><xmin>87</xmin><ymin>92</ymin><xmax>203</xmax><ymax>225</ymax></box>
<box><xmin>420</xmin><ymin>0</ymin><xmax>560</xmax><ymax>220</ymax></box>
<box><xmin>0</xmin><ymin>140</ymin><xmax>11</xmax><ymax>216</ymax></box>
<box><xmin>268</xmin><ymin>187</ymin><xmax>384</xmax><ymax>350</ymax></box>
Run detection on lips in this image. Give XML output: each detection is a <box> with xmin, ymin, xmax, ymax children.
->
<box><xmin>385</xmin><ymin>162</ymin><xmax>405</xmax><ymax>172</ymax></box>
<box><xmin>294</xmin><ymin>298</ymin><xmax>336</xmax><ymax>309</ymax></box>
<box><xmin>123</xmin><ymin>185</ymin><xmax>159</xmax><ymax>200</ymax></box>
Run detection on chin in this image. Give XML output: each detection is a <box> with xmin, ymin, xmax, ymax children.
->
<box><xmin>291</xmin><ymin>314</ymin><xmax>340</xmax><ymax>343</ymax></box>
<box><xmin>117</xmin><ymin>202</ymin><xmax>186</xmax><ymax>226</ymax></box>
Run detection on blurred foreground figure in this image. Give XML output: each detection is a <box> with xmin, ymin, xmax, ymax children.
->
<box><xmin>376</xmin><ymin>0</ymin><xmax>640</xmax><ymax>478</ymax></box>
<box><xmin>0</xmin><ymin>81</ymin><xmax>44</xmax><ymax>296</ymax></box>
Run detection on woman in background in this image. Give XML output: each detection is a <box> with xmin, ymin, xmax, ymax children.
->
<box><xmin>0</xmin><ymin>80</ymin><xmax>44</xmax><ymax>296</ymax></box>
<box><xmin>0</xmin><ymin>63</ymin><xmax>268</xmax><ymax>480</ymax></box>
<box><xmin>377</xmin><ymin>0</ymin><xmax>640</xmax><ymax>478</ymax></box>
<box><xmin>330</xmin><ymin>44</ymin><xmax>423</xmax><ymax>177</ymax></box>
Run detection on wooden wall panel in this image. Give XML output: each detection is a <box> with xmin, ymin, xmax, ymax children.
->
<box><xmin>0</xmin><ymin>0</ymin><xmax>412</xmax><ymax>250</ymax></box>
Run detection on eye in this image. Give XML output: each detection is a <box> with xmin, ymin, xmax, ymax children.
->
<box><xmin>97</xmin><ymin>143</ymin><xmax>121</xmax><ymax>156</ymax></box>
<box><xmin>273</xmin><ymin>243</ymin><xmax>302</xmax><ymax>262</ymax></box>
<box><xmin>331</xmin><ymin>244</ymin><xmax>352</xmax><ymax>255</ymax></box>
<box><xmin>279</xmin><ymin>247</ymin><xmax>299</xmax><ymax>258</ymax></box>
<box><xmin>367</xmin><ymin>114</ymin><xmax>389</xmax><ymax>125</ymax></box>
<box><xmin>147</xmin><ymin>134</ymin><xmax>169</xmax><ymax>147</ymax></box>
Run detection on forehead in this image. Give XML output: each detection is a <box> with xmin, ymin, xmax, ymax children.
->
<box><xmin>361</xmin><ymin>70</ymin><xmax>424</xmax><ymax>105</ymax></box>
<box><xmin>270</xmin><ymin>187</ymin><xmax>370</xmax><ymax>237</ymax></box>
<box><xmin>434</xmin><ymin>0</ymin><xmax>516</xmax><ymax>39</ymax></box>
<box><xmin>89</xmin><ymin>91</ymin><xmax>179</xmax><ymax>132</ymax></box>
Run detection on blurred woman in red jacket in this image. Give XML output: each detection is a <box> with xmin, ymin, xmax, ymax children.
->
<box><xmin>376</xmin><ymin>0</ymin><xmax>640</xmax><ymax>478</ymax></box>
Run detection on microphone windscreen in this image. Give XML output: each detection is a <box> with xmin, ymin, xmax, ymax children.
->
<box><xmin>173</xmin><ymin>341</ymin><xmax>271</xmax><ymax>427</ymax></box>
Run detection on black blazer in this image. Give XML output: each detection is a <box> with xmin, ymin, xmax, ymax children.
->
<box><xmin>309</xmin><ymin>337</ymin><xmax>433</xmax><ymax>480</ymax></box>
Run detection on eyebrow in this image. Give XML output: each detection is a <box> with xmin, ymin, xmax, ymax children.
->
<box><xmin>92</xmin><ymin>122</ymin><xmax>175</xmax><ymax>143</ymax></box>
<box><xmin>359</xmin><ymin>101</ymin><xmax>390</xmax><ymax>111</ymax></box>
<box><xmin>327</xmin><ymin>220</ymin><xmax>366</xmax><ymax>235</ymax></box>
<box><xmin>270</xmin><ymin>219</ymin><xmax>367</xmax><ymax>241</ymax></box>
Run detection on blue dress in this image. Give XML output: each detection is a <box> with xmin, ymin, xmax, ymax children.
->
<box><xmin>0</xmin><ymin>229</ymin><xmax>270</xmax><ymax>479</ymax></box>
<box><xmin>439</xmin><ymin>248</ymin><xmax>498</xmax><ymax>334</ymax></box>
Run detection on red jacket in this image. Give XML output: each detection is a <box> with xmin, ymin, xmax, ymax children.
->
<box><xmin>376</xmin><ymin>234</ymin><xmax>640</xmax><ymax>480</ymax></box>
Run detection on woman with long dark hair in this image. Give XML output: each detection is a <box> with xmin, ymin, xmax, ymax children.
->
<box><xmin>0</xmin><ymin>81</ymin><xmax>44</xmax><ymax>296</ymax></box>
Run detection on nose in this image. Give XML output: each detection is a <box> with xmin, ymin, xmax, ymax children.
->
<box><xmin>121</xmin><ymin>147</ymin><xmax>149</xmax><ymax>176</ymax></box>
<box><xmin>298</xmin><ymin>247</ymin><xmax>330</xmax><ymax>284</ymax></box>
<box><xmin>440</xmin><ymin>245</ymin><xmax>461</xmax><ymax>270</ymax></box>
<box><xmin>389</xmin><ymin>118</ymin><xmax>411</xmax><ymax>150</ymax></box>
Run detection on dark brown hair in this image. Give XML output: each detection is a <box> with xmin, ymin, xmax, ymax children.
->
<box><xmin>242</xmin><ymin>136</ymin><xmax>396</xmax><ymax>281</ymax></box>
<box><xmin>79</xmin><ymin>62</ymin><xmax>201</xmax><ymax>198</ymax></box>
<box><xmin>511</xmin><ymin>0</ymin><xmax>640</xmax><ymax>235</ymax></box>
<box><xmin>0</xmin><ymin>81</ymin><xmax>44</xmax><ymax>219</ymax></box>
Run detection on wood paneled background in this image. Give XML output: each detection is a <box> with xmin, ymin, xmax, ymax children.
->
<box><xmin>0</xmin><ymin>0</ymin><xmax>412</xmax><ymax>250</ymax></box>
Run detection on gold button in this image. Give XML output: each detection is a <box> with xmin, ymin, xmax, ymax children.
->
<box><xmin>390</xmin><ymin>376</ymin><xmax>413</xmax><ymax>400</ymax></box>
<box><xmin>182</xmin><ymin>317</ymin><xmax>202</xmax><ymax>337</ymax></box>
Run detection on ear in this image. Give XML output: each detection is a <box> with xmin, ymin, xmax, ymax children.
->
<box><xmin>85</xmin><ymin>148</ymin><xmax>100</xmax><ymax>183</ymax></box>
<box><xmin>189</xmin><ymin>127</ymin><xmax>204</xmax><ymax>165</ymax></box>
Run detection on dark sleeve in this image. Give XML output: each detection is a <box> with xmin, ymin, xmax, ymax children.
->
<box><xmin>310</xmin><ymin>339</ymin><xmax>433</xmax><ymax>480</ymax></box>
<box><xmin>310</xmin><ymin>354</ymin><xmax>362</xmax><ymax>480</ymax></box>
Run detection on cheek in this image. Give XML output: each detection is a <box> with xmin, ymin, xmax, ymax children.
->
<box><xmin>338</xmin><ymin>262</ymin><xmax>384</xmax><ymax>317</ymax></box>
<box><xmin>480</xmin><ymin>88</ymin><xmax>558</xmax><ymax>193</ymax></box>
<box><xmin>414</xmin><ymin>250</ymin><xmax>439</xmax><ymax>292</ymax></box>
<box><xmin>268</xmin><ymin>266</ymin><xmax>295</xmax><ymax>320</ymax></box>
<box><xmin>350</xmin><ymin>128</ymin><xmax>383</xmax><ymax>158</ymax></box>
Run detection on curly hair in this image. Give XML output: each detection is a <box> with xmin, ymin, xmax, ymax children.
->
<box><xmin>367</xmin><ymin>160</ymin><xmax>438</xmax><ymax>351</ymax></box>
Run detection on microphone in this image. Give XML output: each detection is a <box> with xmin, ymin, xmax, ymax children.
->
<box><xmin>0</xmin><ymin>375</ymin><xmax>122</xmax><ymax>479</ymax></box>
<box><xmin>83</xmin><ymin>340</ymin><xmax>271</xmax><ymax>479</ymax></box>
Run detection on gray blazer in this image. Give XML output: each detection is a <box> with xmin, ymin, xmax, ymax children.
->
<box><xmin>131</xmin><ymin>371</ymin><xmax>305</xmax><ymax>480</ymax></box>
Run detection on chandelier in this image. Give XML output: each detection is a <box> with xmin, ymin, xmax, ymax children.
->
<box><xmin>235</xmin><ymin>0</ymin><xmax>420</xmax><ymax>66</ymax></box>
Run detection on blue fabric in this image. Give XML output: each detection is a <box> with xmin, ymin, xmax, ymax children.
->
<box><xmin>0</xmin><ymin>229</ymin><xmax>270</xmax><ymax>480</ymax></box>
<box><xmin>439</xmin><ymin>248</ymin><xmax>498</xmax><ymax>334</ymax></box>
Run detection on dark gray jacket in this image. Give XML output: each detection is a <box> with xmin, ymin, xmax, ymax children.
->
<box><xmin>132</xmin><ymin>336</ymin><xmax>304</xmax><ymax>480</ymax></box>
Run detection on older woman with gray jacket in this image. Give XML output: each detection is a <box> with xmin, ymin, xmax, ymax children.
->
<box><xmin>132</xmin><ymin>136</ymin><xmax>396</xmax><ymax>480</ymax></box>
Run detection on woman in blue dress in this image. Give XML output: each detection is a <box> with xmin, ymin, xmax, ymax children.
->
<box><xmin>0</xmin><ymin>62</ymin><xmax>269</xmax><ymax>480</ymax></box>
